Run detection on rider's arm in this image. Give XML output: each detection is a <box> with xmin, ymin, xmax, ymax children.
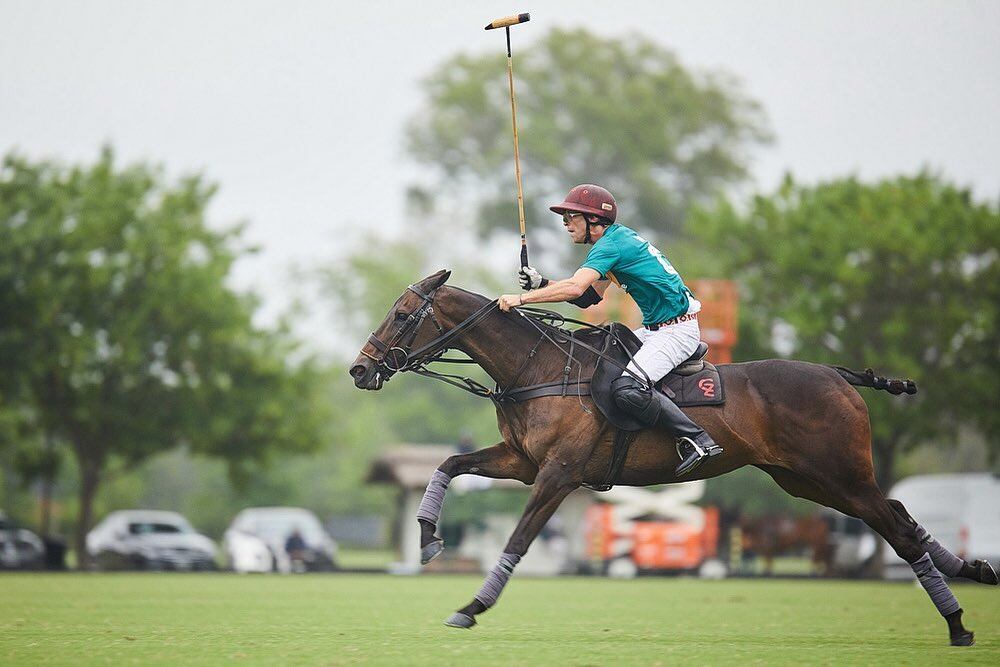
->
<box><xmin>521</xmin><ymin>268</ymin><xmax>601</xmax><ymax>305</ymax></box>
<box><xmin>566</xmin><ymin>279</ymin><xmax>610</xmax><ymax>307</ymax></box>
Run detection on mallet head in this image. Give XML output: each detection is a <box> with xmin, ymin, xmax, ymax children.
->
<box><xmin>485</xmin><ymin>13</ymin><xmax>530</xmax><ymax>30</ymax></box>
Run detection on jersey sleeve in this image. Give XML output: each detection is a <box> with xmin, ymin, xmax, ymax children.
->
<box><xmin>581</xmin><ymin>241</ymin><xmax>620</xmax><ymax>279</ymax></box>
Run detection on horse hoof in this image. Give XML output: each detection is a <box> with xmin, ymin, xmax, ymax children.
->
<box><xmin>950</xmin><ymin>631</ymin><xmax>974</xmax><ymax>647</ymax></box>
<box><xmin>444</xmin><ymin>612</ymin><xmax>476</xmax><ymax>629</ymax></box>
<box><xmin>975</xmin><ymin>559</ymin><xmax>998</xmax><ymax>585</ymax></box>
<box><xmin>421</xmin><ymin>539</ymin><xmax>444</xmax><ymax>565</ymax></box>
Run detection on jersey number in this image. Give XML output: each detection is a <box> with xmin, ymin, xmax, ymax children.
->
<box><xmin>635</xmin><ymin>234</ymin><xmax>678</xmax><ymax>275</ymax></box>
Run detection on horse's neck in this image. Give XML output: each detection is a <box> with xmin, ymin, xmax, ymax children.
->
<box><xmin>438</xmin><ymin>289</ymin><xmax>550</xmax><ymax>388</ymax></box>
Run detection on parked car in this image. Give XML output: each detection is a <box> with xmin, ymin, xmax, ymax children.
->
<box><xmin>86</xmin><ymin>510</ymin><xmax>218</xmax><ymax>571</ymax></box>
<box><xmin>0</xmin><ymin>512</ymin><xmax>46</xmax><ymax>570</ymax></box>
<box><xmin>883</xmin><ymin>473</ymin><xmax>1000</xmax><ymax>579</ymax></box>
<box><xmin>823</xmin><ymin>509</ymin><xmax>876</xmax><ymax>575</ymax></box>
<box><xmin>224</xmin><ymin>507</ymin><xmax>338</xmax><ymax>573</ymax></box>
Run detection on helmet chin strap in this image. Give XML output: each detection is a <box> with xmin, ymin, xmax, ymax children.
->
<box><xmin>584</xmin><ymin>217</ymin><xmax>608</xmax><ymax>244</ymax></box>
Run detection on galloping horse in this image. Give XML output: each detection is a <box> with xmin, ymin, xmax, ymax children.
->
<box><xmin>349</xmin><ymin>270</ymin><xmax>996</xmax><ymax>646</ymax></box>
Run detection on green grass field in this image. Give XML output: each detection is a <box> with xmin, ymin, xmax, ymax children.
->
<box><xmin>2</xmin><ymin>574</ymin><xmax>998</xmax><ymax>665</ymax></box>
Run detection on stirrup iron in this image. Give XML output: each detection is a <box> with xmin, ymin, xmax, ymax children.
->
<box><xmin>675</xmin><ymin>436</ymin><xmax>721</xmax><ymax>476</ymax></box>
<box><xmin>675</xmin><ymin>436</ymin><xmax>706</xmax><ymax>462</ymax></box>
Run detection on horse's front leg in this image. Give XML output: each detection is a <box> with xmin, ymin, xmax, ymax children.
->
<box><xmin>417</xmin><ymin>443</ymin><xmax>536</xmax><ymax>565</ymax></box>
<box><xmin>444</xmin><ymin>460</ymin><xmax>581</xmax><ymax>629</ymax></box>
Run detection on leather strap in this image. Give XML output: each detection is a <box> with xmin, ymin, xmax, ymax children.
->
<box><xmin>587</xmin><ymin>429</ymin><xmax>638</xmax><ymax>492</ymax></box>
<box><xmin>498</xmin><ymin>380</ymin><xmax>591</xmax><ymax>403</ymax></box>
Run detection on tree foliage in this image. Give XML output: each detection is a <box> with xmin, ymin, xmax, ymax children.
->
<box><xmin>0</xmin><ymin>148</ymin><xmax>329</xmax><ymax>563</ymax></box>
<box><xmin>694</xmin><ymin>173</ymin><xmax>1000</xmax><ymax>487</ymax></box>
<box><xmin>406</xmin><ymin>28</ymin><xmax>771</xmax><ymax>252</ymax></box>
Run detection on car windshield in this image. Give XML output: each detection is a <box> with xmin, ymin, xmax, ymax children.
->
<box><xmin>245</xmin><ymin>515</ymin><xmax>325</xmax><ymax>543</ymax></box>
<box><xmin>128</xmin><ymin>521</ymin><xmax>189</xmax><ymax>535</ymax></box>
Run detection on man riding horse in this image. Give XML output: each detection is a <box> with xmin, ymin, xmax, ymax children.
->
<box><xmin>498</xmin><ymin>184</ymin><xmax>723</xmax><ymax>476</ymax></box>
<box><xmin>350</xmin><ymin>193</ymin><xmax>995</xmax><ymax>643</ymax></box>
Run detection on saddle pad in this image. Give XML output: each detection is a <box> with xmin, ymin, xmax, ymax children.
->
<box><xmin>657</xmin><ymin>363</ymin><xmax>725</xmax><ymax>407</ymax></box>
<box><xmin>591</xmin><ymin>324</ymin><xmax>725</xmax><ymax>431</ymax></box>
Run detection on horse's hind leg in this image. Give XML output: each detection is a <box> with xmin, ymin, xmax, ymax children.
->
<box><xmin>885</xmin><ymin>498</ymin><xmax>998</xmax><ymax>586</ymax></box>
<box><xmin>856</xmin><ymin>494</ymin><xmax>977</xmax><ymax>646</ymax></box>
<box><xmin>757</xmin><ymin>465</ymin><xmax>975</xmax><ymax>646</ymax></box>
<box><xmin>416</xmin><ymin>443</ymin><xmax>535</xmax><ymax>565</ymax></box>
<box><xmin>444</xmin><ymin>460</ymin><xmax>579</xmax><ymax>629</ymax></box>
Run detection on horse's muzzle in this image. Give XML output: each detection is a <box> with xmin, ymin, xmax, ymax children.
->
<box><xmin>349</xmin><ymin>361</ymin><xmax>387</xmax><ymax>390</ymax></box>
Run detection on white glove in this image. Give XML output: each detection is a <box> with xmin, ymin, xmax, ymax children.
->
<box><xmin>517</xmin><ymin>265</ymin><xmax>547</xmax><ymax>290</ymax></box>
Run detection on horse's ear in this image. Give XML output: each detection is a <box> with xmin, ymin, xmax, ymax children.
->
<box><xmin>429</xmin><ymin>269</ymin><xmax>451</xmax><ymax>289</ymax></box>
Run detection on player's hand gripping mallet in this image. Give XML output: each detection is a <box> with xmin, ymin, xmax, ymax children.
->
<box><xmin>486</xmin><ymin>12</ymin><xmax>531</xmax><ymax>268</ymax></box>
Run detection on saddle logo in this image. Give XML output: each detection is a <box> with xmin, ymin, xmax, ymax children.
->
<box><xmin>698</xmin><ymin>378</ymin><xmax>716</xmax><ymax>398</ymax></box>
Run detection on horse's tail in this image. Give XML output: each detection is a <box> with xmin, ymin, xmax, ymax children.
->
<box><xmin>830</xmin><ymin>366</ymin><xmax>918</xmax><ymax>395</ymax></box>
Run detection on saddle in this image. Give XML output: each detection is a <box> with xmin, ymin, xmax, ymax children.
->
<box><xmin>590</xmin><ymin>323</ymin><xmax>726</xmax><ymax>432</ymax></box>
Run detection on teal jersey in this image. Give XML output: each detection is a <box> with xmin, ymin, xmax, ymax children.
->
<box><xmin>581</xmin><ymin>224</ymin><xmax>694</xmax><ymax>325</ymax></box>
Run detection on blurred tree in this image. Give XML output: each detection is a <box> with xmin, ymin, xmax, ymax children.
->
<box><xmin>694</xmin><ymin>173</ymin><xmax>1000</xmax><ymax>491</ymax></box>
<box><xmin>406</xmin><ymin>27</ymin><xmax>771</xmax><ymax>255</ymax></box>
<box><xmin>0</xmin><ymin>148</ymin><xmax>329</xmax><ymax>565</ymax></box>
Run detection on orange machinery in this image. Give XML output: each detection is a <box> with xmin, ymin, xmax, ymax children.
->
<box><xmin>586</xmin><ymin>504</ymin><xmax>720</xmax><ymax>571</ymax></box>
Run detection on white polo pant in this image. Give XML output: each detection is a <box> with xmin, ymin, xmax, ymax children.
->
<box><xmin>623</xmin><ymin>318</ymin><xmax>701</xmax><ymax>384</ymax></box>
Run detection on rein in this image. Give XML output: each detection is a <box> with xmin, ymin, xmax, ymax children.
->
<box><xmin>365</xmin><ymin>285</ymin><xmax>647</xmax><ymax>404</ymax></box>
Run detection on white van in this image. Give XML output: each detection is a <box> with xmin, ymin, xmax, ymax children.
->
<box><xmin>883</xmin><ymin>473</ymin><xmax>1000</xmax><ymax>579</ymax></box>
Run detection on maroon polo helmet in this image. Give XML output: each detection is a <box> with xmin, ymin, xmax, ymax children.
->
<box><xmin>549</xmin><ymin>184</ymin><xmax>617</xmax><ymax>223</ymax></box>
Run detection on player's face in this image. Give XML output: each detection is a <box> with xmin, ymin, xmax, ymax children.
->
<box><xmin>562</xmin><ymin>212</ymin><xmax>587</xmax><ymax>243</ymax></box>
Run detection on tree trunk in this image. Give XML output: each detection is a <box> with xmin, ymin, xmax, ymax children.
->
<box><xmin>38</xmin><ymin>432</ymin><xmax>55</xmax><ymax>538</ymax></box>
<box><xmin>39</xmin><ymin>476</ymin><xmax>53</xmax><ymax>538</ymax></box>
<box><xmin>74</xmin><ymin>456</ymin><xmax>103</xmax><ymax>571</ymax></box>
<box><xmin>872</xmin><ymin>436</ymin><xmax>897</xmax><ymax>495</ymax></box>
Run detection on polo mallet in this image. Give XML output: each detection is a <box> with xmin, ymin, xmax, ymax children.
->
<box><xmin>485</xmin><ymin>12</ymin><xmax>531</xmax><ymax>268</ymax></box>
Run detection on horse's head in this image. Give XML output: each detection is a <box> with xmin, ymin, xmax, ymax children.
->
<box><xmin>349</xmin><ymin>269</ymin><xmax>452</xmax><ymax>390</ymax></box>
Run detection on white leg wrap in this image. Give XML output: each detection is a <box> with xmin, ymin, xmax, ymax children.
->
<box><xmin>911</xmin><ymin>552</ymin><xmax>961</xmax><ymax>617</ymax></box>
<box><xmin>915</xmin><ymin>523</ymin><xmax>964</xmax><ymax>577</ymax></box>
<box><xmin>474</xmin><ymin>553</ymin><xmax>521</xmax><ymax>609</ymax></box>
<box><xmin>416</xmin><ymin>470</ymin><xmax>451</xmax><ymax>525</ymax></box>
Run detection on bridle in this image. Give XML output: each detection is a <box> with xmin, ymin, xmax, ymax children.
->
<box><xmin>362</xmin><ymin>284</ymin><xmax>498</xmax><ymax>384</ymax></box>
<box><xmin>362</xmin><ymin>284</ymin><xmax>444</xmax><ymax>375</ymax></box>
<box><xmin>360</xmin><ymin>283</ymin><xmax>648</xmax><ymax>399</ymax></box>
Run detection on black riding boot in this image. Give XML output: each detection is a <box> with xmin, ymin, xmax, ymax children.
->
<box><xmin>611</xmin><ymin>374</ymin><xmax>723</xmax><ymax>476</ymax></box>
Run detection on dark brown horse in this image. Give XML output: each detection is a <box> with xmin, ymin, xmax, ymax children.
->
<box><xmin>349</xmin><ymin>271</ymin><xmax>996</xmax><ymax>646</ymax></box>
<box><xmin>740</xmin><ymin>515</ymin><xmax>833</xmax><ymax>576</ymax></box>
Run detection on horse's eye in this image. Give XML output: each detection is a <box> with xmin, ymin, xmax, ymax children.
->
<box><xmin>394</xmin><ymin>311</ymin><xmax>408</xmax><ymax>321</ymax></box>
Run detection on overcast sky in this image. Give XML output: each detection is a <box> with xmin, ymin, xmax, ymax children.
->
<box><xmin>3</xmin><ymin>1</ymin><xmax>998</xmax><ymax>353</ymax></box>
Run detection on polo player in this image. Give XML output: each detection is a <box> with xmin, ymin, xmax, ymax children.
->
<box><xmin>498</xmin><ymin>184</ymin><xmax>723</xmax><ymax>475</ymax></box>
